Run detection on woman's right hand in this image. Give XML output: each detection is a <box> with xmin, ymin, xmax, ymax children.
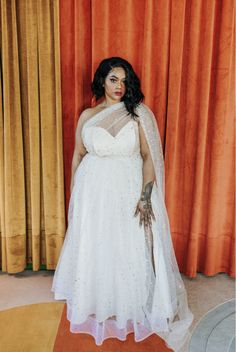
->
<box><xmin>134</xmin><ymin>198</ymin><xmax>156</xmax><ymax>230</ymax></box>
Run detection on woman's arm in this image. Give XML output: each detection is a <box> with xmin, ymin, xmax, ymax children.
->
<box><xmin>134</xmin><ymin>119</ymin><xmax>156</xmax><ymax>228</ymax></box>
<box><xmin>70</xmin><ymin>110</ymin><xmax>90</xmax><ymax>193</ymax></box>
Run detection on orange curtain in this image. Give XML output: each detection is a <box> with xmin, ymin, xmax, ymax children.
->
<box><xmin>59</xmin><ymin>0</ymin><xmax>235</xmax><ymax>278</ymax></box>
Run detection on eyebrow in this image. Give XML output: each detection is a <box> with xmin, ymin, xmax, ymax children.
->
<box><xmin>109</xmin><ymin>75</ymin><xmax>126</xmax><ymax>80</ymax></box>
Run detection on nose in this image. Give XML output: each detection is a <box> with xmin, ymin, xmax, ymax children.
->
<box><xmin>116</xmin><ymin>81</ymin><xmax>123</xmax><ymax>90</ymax></box>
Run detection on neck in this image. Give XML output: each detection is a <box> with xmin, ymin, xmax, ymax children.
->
<box><xmin>100</xmin><ymin>98</ymin><xmax>122</xmax><ymax>107</ymax></box>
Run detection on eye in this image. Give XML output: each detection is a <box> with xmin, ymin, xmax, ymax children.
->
<box><xmin>110</xmin><ymin>78</ymin><xmax>116</xmax><ymax>83</ymax></box>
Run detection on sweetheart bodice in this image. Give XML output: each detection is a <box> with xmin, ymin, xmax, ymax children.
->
<box><xmin>82</xmin><ymin>120</ymin><xmax>141</xmax><ymax>157</ymax></box>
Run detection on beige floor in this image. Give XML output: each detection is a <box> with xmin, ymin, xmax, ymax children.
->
<box><xmin>0</xmin><ymin>270</ymin><xmax>235</xmax><ymax>351</ymax></box>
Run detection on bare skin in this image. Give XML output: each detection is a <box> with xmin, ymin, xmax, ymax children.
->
<box><xmin>100</xmin><ymin>67</ymin><xmax>126</xmax><ymax>106</ymax></box>
<box><xmin>134</xmin><ymin>180</ymin><xmax>156</xmax><ymax>230</ymax></box>
<box><xmin>134</xmin><ymin>117</ymin><xmax>156</xmax><ymax>230</ymax></box>
<box><xmin>71</xmin><ymin>66</ymin><xmax>156</xmax><ymax>231</ymax></box>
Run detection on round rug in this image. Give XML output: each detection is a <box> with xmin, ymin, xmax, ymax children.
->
<box><xmin>189</xmin><ymin>298</ymin><xmax>235</xmax><ymax>352</ymax></box>
<box><xmin>0</xmin><ymin>302</ymin><xmax>64</xmax><ymax>352</ymax></box>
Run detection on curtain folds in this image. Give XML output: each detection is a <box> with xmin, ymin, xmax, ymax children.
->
<box><xmin>0</xmin><ymin>0</ymin><xmax>65</xmax><ymax>273</ymax></box>
<box><xmin>59</xmin><ymin>0</ymin><xmax>235</xmax><ymax>278</ymax></box>
<box><xmin>59</xmin><ymin>0</ymin><xmax>92</xmax><ymax>210</ymax></box>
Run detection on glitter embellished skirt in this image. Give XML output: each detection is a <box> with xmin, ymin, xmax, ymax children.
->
<box><xmin>51</xmin><ymin>152</ymin><xmax>174</xmax><ymax>346</ymax></box>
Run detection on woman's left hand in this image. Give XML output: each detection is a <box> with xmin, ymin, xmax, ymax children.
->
<box><xmin>134</xmin><ymin>198</ymin><xmax>156</xmax><ymax>229</ymax></box>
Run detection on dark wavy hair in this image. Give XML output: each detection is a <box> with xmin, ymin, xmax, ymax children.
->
<box><xmin>91</xmin><ymin>57</ymin><xmax>144</xmax><ymax>118</ymax></box>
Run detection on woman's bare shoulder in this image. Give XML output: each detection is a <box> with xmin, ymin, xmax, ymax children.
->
<box><xmin>80</xmin><ymin>104</ymin><xmax>104</xmax><ymax>121</ymax></box>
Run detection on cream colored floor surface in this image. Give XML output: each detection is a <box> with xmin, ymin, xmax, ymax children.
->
<box><xmin>0</xmin><ymin>270</ymin><xmax>235</xmax><ymax>352</ymax></box>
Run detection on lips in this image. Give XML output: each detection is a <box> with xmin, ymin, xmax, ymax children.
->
<box><xmin>115</xmin><ymin>92</ymin><xmax>122</xmax><ymax>96</ymax></box>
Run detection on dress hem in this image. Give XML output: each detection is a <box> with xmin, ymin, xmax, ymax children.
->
<box><xmin>68</xmin><ymin>328</ymin><xmax>157</xmax><ymax>346</ymax></box>
<box><xmin>52</xmin><ymin>290</ymin><xmax>175</xmax><ymax>350</ymax></box>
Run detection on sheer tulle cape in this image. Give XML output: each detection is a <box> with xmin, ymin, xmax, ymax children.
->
<box><xmin>136</xmin><ymin>102</ymin><xmax>194</xmax><ymax>351</ymax></box>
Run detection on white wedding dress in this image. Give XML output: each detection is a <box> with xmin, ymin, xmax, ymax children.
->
<box><xmin>51</xmin><ymin>102</ymin><xmax>193</xmax><ymax>351</ymax></box>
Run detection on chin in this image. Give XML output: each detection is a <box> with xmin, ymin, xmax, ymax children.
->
<box><xmin>114</xmin><ymin>95</ymin><xmax>123</xmax><ymax>101</ymax></box>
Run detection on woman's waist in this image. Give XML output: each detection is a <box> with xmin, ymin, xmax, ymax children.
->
<box><xmin>84</xmin><ymin>151</ymin><xmax>142</xmax><ymax>160</ymax></box>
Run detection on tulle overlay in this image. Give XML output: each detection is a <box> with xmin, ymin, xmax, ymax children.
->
<box><xmin>51</xmin><ymin>102</ymin><xmax>193</xmax><ymax>351</ymax></box>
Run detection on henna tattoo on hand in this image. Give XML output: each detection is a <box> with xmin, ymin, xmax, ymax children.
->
<box><xmin>134</xmin><ymin>180</ymin><xmax>156</xmax><ymax>229</ymax></box>
<box><xmin>140</xmin><ymin>181</ymin><xmax>154</xmax><ymax>201</ymax></box>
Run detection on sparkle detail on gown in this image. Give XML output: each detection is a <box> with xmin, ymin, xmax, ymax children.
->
<box><xmin>51</xmin><ymin>102</ymin><xmax>193</xmax><ymax>351</ymax></box>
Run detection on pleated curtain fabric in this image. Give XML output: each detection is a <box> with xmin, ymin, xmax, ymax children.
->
<box><xmin>0</xmin><ymin>0</ymin><xmax>65</xmax><ymax>273</ymax></box>
<box><xmin>59</xmin><ymin>0</ymin><xmax>235</xmax><ymax>278</ymax></box>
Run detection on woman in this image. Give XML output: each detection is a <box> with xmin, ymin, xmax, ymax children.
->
<box><xmin>51</xmin><ymin>57</ymin><xmax>193</xmax><ymax>351</ymax></box>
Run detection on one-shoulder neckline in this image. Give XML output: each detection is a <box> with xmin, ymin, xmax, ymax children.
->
<box><xmin>82</xmin><ymin>101</ymin><xmax>125</xmax><ymax>134</ymax></box>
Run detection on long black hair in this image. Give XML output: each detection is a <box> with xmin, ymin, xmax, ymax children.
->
<box><xmin>91</xmin><ymin>57</ymin><xmax>144</xmax><ymax>118</ymax></box>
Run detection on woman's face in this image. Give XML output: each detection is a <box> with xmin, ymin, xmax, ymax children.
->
<box><xmin>103</xmin><ymin>67</ymin><xmax>126</xmax><ymax>103</ymax></box>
